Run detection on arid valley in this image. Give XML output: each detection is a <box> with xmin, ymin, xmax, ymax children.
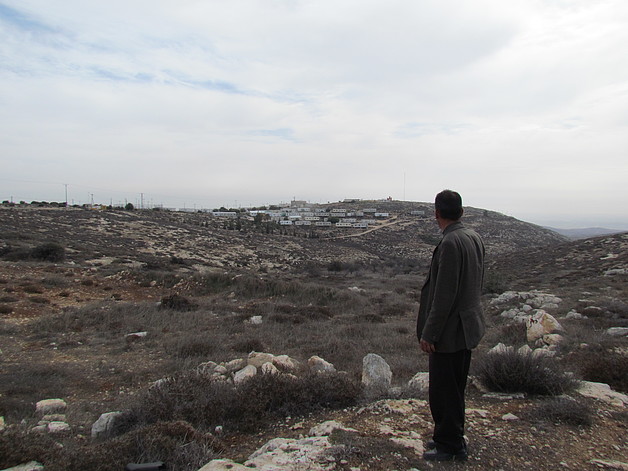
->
<box><xmin>0</xmin><ymin>202</ymin><xmax>626</xmax><ymax>471</ymax></box>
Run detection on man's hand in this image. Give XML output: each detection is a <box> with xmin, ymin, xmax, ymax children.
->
<box><xmin>420</xmin><ymin>339</ymin><xmax>436</xmax><ymax>353</ymax></box>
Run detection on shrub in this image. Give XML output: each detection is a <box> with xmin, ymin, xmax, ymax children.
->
<box><xmin>30</xmin><ymin>242</ymin><xmax>65</xmax><ymax>262</ymax></box>
<box><xmin>0</xmin><ymin>305</ymin><xmax>13</xmax><ymax>314</ymax></box>
<box><xmin>327</xmin><ymin>260</ymin><xmax>344</xmax><ymax>272</ymax></box>
<box><xmin>21</xmin><ymin>284</ymin><xmax>43</xmax><ymax>294</ymax></box>
<box><xmin>28</xmin><ymin>296</ymin><xmax>50</xmax><ymax>304</ymax></box>
<box><xmin>0</xmin><ymin>420</ymin><xmax>219</xmax><ymax>471</ymax></box>
<box><xmin>565</xmin><ymin>345</ymin><xmax>628</xmax><ymax>392</ymax></box>
<box><xmin>159</xmin><ymin>294</ymin><xmax>197</xmax><ymax>311</ymax></box>
<box><xmin>168</xmin><ymin>336</ymin><xmax>216</xmax><ymax>358</ymax></box>
<box><xmin>231</xmin><ymin>337</ymin><xmax>266</xmax><ymax>353</ymax></box>
<box><xmin>523</xmin><ymin>396</ymin><xmax>593</xmax><ymax>426</ymax></box>
<box><xmin>474</xmin><ymin>350</ymin><xmax>577</xmax><ymax>396</ymax></box>
<box><xmin>125</xmin><ymin>370</ymin><xmax>361</xmax><ymax>434</ymax></box>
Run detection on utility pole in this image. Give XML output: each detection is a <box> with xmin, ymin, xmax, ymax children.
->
<box><xmin>64</xmin><ymin>184</ymin><xmax>68</xmax><ymax>208</ymax></box>
<box><xmin>403</xmin><ymin>172</ymin><xmax>406</xmax><ymax>201</ymax></box>
<box><xmin>140</xmin><ymin>193</ymin><xmax>144</xmax><ymax>210</ymax></box>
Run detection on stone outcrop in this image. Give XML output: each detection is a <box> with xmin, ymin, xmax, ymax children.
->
<box><xmin>526</xmin><ymin>310</ymin><xmax>564</xmax><ymax>343</ymax></box>
<box><xmin>199</xmin><ymin>436</ymin><xmax>338</xmax><ymax>471</ymax></box>
<box><xmin>577</xmin><ymin>381</ymin><xmax>628</xmax><ymax>407</ymax></box>
<box><xmin>91</xmin><ymin>411</ymin><xmax>124</xmax><ymax>439</ymax></box>
<box><xmin>361</xmin><ymin>353</ymin><xmax>392</xmax><ymax>390</ymax></box>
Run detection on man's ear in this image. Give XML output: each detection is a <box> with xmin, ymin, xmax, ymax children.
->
<box><xmin>434</xmin><ymin>209</ymin><xmax>441</xmax><ymax>219</ymax></box>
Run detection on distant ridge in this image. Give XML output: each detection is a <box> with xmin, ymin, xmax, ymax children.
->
<box><xmin>545</xmin><ymin>226</ymin><xmax>627</xmax><ymax>239</ymax></box>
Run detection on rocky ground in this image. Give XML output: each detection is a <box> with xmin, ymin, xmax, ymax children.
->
<box><xmin>0</xmin><ymin>206</ymin><xmax>626</xmax><ymax>471</ymax></box>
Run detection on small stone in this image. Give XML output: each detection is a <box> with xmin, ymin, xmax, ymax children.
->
<box><xmin>48</xmin><ymin>421</ymin><xmax>71</xmax><ymax>433</ymax></box>
<box><xmin>234</xmin><ymin>365</ymin><xmax>257</xmax><ymax>384</ymax></box>
<box><xmin>408</xmin><ymin>372</ymin><xmax>429</xmax><ymax>392</ymax></box>
<box><xmin>248</xmin><ymin>351</ymin><xmax>275</xmax><ymax>368</ymax></box>
<box><xmin>309</xmin><ymin>420</ymin><xmax>356</xmax><ymax>437</ymax></box>
<box><xmin>606</xmin><ymin>327</ymin><xmax>628</xmax><ymax>337</ymax></box>
<box><xmin>261</xmin><ymin>362</ymin><xmax>280</xmax><ymax>375</ymax></box>
<box><xmin>502</xmin><ymin>413</ymin><xmax>519</xmax><ymax>421</ymax></box>
<box><xmin>35</xmin><ymin>399</ymin><xmax>67</xmax><ymax>415</ymax></box>
<box><xmin>224</xmin><ymin>358</ymin><xmax>247</xmax><ymax>373</ymax></box>
<box><xmin>307</xmin><ymin>355</ymin><xmax>336</xmax><ymax>374</ymax></box>
<box><xmin>1</xmin><ymin>461</ymin><xmax>45</xmax><ymax>471</ymax></box>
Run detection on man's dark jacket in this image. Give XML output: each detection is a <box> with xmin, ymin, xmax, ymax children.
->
<box><xmin>417</xmin><ymin>221</ymin><xmax>486</xmax><ymax>353</ymax></box>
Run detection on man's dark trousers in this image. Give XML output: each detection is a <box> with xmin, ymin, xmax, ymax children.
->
<box><xmin>429</xmin><ymin>349</ymin><xmax>472</xmax><ymax>454</ymax></box>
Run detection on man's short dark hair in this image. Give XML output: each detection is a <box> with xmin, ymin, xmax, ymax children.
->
<box><xmin>435</xmin><ymin>190</ymin><xmax>463</xmax><ymax>220</ymax></box>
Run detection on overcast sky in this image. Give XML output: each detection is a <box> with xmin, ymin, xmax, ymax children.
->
<box><xmin>1</xmin><ymin>0</ymin><xmax>627</xmax><ymax>229</ymax></box>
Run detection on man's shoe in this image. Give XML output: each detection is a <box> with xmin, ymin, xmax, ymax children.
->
<box><xmin>423</xmin><ymin>449</ymin><xmax>468</xmax><ymax>462</ymax></box>
<box><xmin>425</xmin><ymin>440</ymin><xmax>437</xmax><ymax>450</ymax></box>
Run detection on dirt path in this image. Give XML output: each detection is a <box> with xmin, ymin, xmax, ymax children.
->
<box><xmin>329</xmin><ymin>216</ymin><xmax>402</xmax><ymax>240</ymax></box>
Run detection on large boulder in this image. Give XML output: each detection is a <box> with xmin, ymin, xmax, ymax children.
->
<box><xmin>526</xmin><ymin>310</ymin><xmax>564</xmax><ymax>343</ymax></box>
<box><xmin>91</xmin><ymin>411</ymin><xmax>124</xmax><ymax>439</ymax></box>
<box><xmin>361</xmin><ymin>354</ymin><xmax>392</xmax><ymax>390</ymax></box>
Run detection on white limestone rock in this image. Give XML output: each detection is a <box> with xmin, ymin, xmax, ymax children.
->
<box><xmin>491</xmin><ymin>291</ymin><xmax>519</xmax><ymax>305</ymax></box>
<box><xmin>526</xmin><ymin>310</ymin><xmax>564</xmax><ymax>343</ymax></box>
<box><xmin>362</xmin><ymin>353</ymin><xmax>392</xmax><ymax>390</ymax></box>
<box><xmin>248</xmin><ymin>351</ymin><xmax>275</xmax><ymax>368</ymax></box>
<box><xmin>578</xmin><ymin>381</ymin><xmax>628</xmax><ymax>407</ymax></box>
<box><xmin>35</xmin><ymin>399</ymin><xmax>67</xmax><ymax>415</ymax></box>
<box><xmin>1</xmin><ymin>462</ymin><xmax>45</xmax><ymax>471</ymax></box>
<box><xmin>47</xmin><ymin>421</ymin><xmax>71</xmax><ymax>434</ymax></box>
<box><xmin>307</xmin><ymin>356</ymin><xmax>336</xmax><ymax>374</ymax></box>
<box><xmin>408</xmin><ymin>372</ymin><xmax>430</xmax><ymax>393</ymax></box>
<box><xmin>91</xmin><ymin>411</ymin><xmax>124</xmax><ymax>439</ymax></box>
<box><xmin>606</xmin><ymin>327</ymin><xmax>628</xmax><ymax>337</ymax></box>
<box><xmin>198</xmin><ymin>460</ymin><xmax>250</xmax><ymax>471</ymax></box>
<box><xmin>309</xmin><ymin>420</ymin><xmax>357</xmax><ymax>437</ymax></box>
<box><xmin>272</xmin><ymin>354</ymin><xmax>299</xmax><ymax>373</ymax></box>
<box><xmin>246</xmin><ymin>436</ymin><xmax>337</xmax><ymax>471</ymax></box>
<box><xmin>502</xmin><ymin>413</ymin><xmax>519</xmax><ymax>421</ymax></box>
<box><xmin>261</xmin><ymin>362</ymin><xmax>280</xmax><ymax>375</ymax></box>
<box><xmin>224</xmin><ymin>358</ymin><xmax>247</xmax><ymax>373</ymax></box>
<box><xmin>489</xmin><ymin>343</ymin><xmax>514</xmax><ymax>354</ymax></box>
<box><xmin>234</xmin><ymin>365</ymin><xmax>257</xmax><ymax>384</ymax></box>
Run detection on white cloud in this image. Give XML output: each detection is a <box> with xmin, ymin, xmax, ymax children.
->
<box><xmin>1</xmin><ymin>0</ymin><xmax>627</xmax><ymax>228</ymax></box>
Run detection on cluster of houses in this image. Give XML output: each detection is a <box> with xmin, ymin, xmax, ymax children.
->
<box><xmin>212</xmin><ymin>205</ymin><xmax>393</xmax><ymax>229</ymax></box>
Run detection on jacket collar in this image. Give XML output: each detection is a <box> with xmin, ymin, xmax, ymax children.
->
<box><xmin>442</xmin><ymin>220</ymin><xmax>463</xmax><ymax>235</ymax></box>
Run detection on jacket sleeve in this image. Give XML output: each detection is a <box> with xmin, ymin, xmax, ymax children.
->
<box><xmin>420</xmin><ymin>237</ymin><xmax>460</xmax><ymax>344</ymax></box>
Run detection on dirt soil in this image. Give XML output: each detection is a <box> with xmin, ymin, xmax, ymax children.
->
<box><xmin>1</xmin><ymin>263</ymin><xmax>627</xmax><ymax>471</ymax></box>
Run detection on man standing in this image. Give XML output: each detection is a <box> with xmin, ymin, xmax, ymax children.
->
<box><xmin>417</xmin><ymin>189</ymin><xmax>485</xmax><ymax>462</ymax></box>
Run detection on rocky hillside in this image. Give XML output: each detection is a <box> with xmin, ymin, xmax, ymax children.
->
<box><xmin>0</xmin><ymin>204</ymin><xmax>565</xmax><ymax>274</ymax></box>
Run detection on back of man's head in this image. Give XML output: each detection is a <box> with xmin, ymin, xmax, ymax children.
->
<box><xmin>435</xmin><ymin>189</ymin><xmax>463</xmax><ymax>220</ymax></box>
